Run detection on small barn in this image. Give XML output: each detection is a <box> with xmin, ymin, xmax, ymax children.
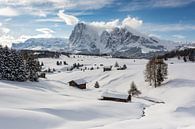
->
<box><xmin>117</xmin><ymin>67</ymin><xmax>125</xmax><ymax>70</ymax></box>
<box><xmin>68</xmin><ymin>79</ymin><xmax>87</xmax><ymax>89</ymax></box>
<box><xmin>103</xmin><ymin>66</ymin><xmax>112</xmax><ymax>72</ymax></box>
<box><xmin>100</xmin><ymin>90</ymin><xmax>131</xmax><ymax>102</ymax></box>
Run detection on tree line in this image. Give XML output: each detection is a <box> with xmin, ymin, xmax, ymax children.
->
<box><xmin>158</xmin><ymin>48</ymin><xmax>195</xmax><ymax>62</ymax></box>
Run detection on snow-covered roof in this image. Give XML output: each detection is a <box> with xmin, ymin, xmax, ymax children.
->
<box><xmin>101</xmin><ymin>90</ymin><xmax>129</xmax><ymax>99</ymax></box>
<box><xmin>103</xmin><ymin>66</ymin><xmax>112</xmax><ymax>68</ymax></box>
<box><xmin>70</xmin><ymin>79</ymin><xmax>87</xmax><ymax>85</ymax></box>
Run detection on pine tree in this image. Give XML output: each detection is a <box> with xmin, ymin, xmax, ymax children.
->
<box><xmin>21</xmin><ymin>52</ymin><xmax>41</xmax><ymax>82</ymax></box>
<box><xmin>94</xmin><ymin>81</ymin><xmax>100</xmax><ymax>88</ymax></box>
<box><xmin>128</xmin><ymin>81</ymin><xmax>141</xmax><ymax>96</ymax></box>
<box><xmin>0</xmin><ymin>47</ymin><xmax>27</xmax><ymax>81</ymax></box>
<box><xmin>123</xmin><ymin>64</ymin><xmax>127</xmax><ymax>69</ymax></box>
<box><xmin>11</xmin><ymin>50</ymin><xmax>27</xmax><ymax>81</ymax></box>
<box><xmin>188</xmin><ymin>52</ymin><xmax>195</xmax><ymax>62</ymax></box>
<box><xmin>56</xmin><ymin>61</ymin><xmax>60</xmax><ymax>65</ymax></box>
<box><xmin>64</xmin><ymin>61</ymin><xmax>67</xmax><ymax>65</ymax></box>
<box><xmin>114</xmin><ymin>61</ymin><xmax>119</xmax><ymax>67</ymax></box>
<box><xmin>0</xmin><ymin>45</ymin><xmax>4</xmax><ymax>79</ymax></box>
<box><xmin>145</xmin><ymin>58</ymin><xmax>168</xmax><ymax>87</ymax></box>
<box><xmin>183</xmin><ymin>56</ymin><xmax>187</xmax><ymax>62</ymax></box>
<box><xmin>145</xmin><ymin>59</ymin><xmax>154</xmax><ymax>86</ymax></box>
<box><xmin>41</xmin><ymin>62</ymin><xmax>44</xmax><ymax>66</ymax></box>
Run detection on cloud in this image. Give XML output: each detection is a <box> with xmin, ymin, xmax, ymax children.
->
<box><xmin>0</xmin><ymin>7</ymin><xmax>20</xmax><ymax>16</ymax></box>
<box><xmin>36</xmin><ymin>28</ymin><xmax>55</xmax><ymax>34</ymax></box>
<box><xmin>0</xmin><ymin>27</ymin><xmax>55</xmax><ymax>47</ymax></box>
<box><xmin>35</xmin><ymin>18</ymin><xmax>63</xmax><ymax>23</ymax></box>
<box><xmin>121</xmin><ymin>0</ymin><xmax>195</xmax><ymax>11</ymax></box>
<box><xmin>57</xmin><ymin>10</ymin><xmax>79</xmax><ymax>25</ymax></box>
<box><xmin>4</xmin><ymin>18</ymin><xmax>12</xmax><ymax>22</ymax></box>
<box><xmin>68</xmin><ymin>0</ymin><xmax>114</xmax><ymax>10</ymax></box>
<box><xmin>0</xmin><ymin>0</ymin><xmax>114</xmax><ymax>17</ymax></box>
<box><xmin>89</xmin><ymin>19</ymin><xmax>120</xmax><ymax>29</ymax></box>
<box><xmin>35</xmin><ymin>28</ymin><xmax>55</xmax><ymax>38</ymax></box>
<box><xmin>148</xmin><ymin>33</ymin><xmax>162</xmax><ymax>39</ymax></box>
<box><xmin>0</xmin><ymin>35</ymin><xmax>15</xmax><ymax>47</ymax></box>
<box><xmin>122</xmin><ymin>16</ymin><xmax>143</xmax><ymax>28</ymax></box>
<box><xmin>141</xmin><ymin>23</ymin><xmax>195</xmax><ymax>32</ymax></box>
<box><xmin>172</xmin><ymin>34</ymin><xmax>186</xmax><ymax>39</ymax></box>
<box><xmin>0</xmin><ymin>23</ymin><xmax>10</xmax><ymax>35</ymax></box>
<box><xmin>89</xmin><ymin>16</ymin><xmax>143</xmax><ymax>29</ymax></box>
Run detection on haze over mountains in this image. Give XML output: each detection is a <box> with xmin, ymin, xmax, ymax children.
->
<box><xmin>13</xmin><ymin>23</ymin><xmax>181</xmax><ymax>58</ymax></box>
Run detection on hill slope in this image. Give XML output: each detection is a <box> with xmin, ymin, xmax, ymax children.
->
<box><xmin>0</xmin><ymin>55</ymin><xmax>195</xmax><ymax>129</ymax></box>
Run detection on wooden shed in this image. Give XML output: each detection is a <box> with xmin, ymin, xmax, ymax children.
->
<box><xmin>100</xmin><ymin>90</ymin><xmax>131</xmax><ymax>102</ymax></box>
<box><xmin>68</xmin><ymin>79</ymin><xmax>87</xmax><ymax>89</ymax></box>
<box><xmin>103</xmin><ymin>66</ymin><xmax>112</xmax><ymax>72</ymax></box>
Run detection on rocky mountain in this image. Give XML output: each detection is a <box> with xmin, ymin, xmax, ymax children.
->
<box><xmin>12</xmin><ymin>23</ymin><xmax>181</xmax><ymax>58</ymax></box>
<box><xmin>69</xmin><ymin>23</ymin><xmax>100</xmax><ymax>54</ymax></box>
<box><xmin>69</xmin><ymin>23</ymin><xmax>179</xmax><ymax>58</ymax></box>
<box><xmin>12</xmin><ymin>38</ymin><xmax>69</xmax><ymax>51</ymax></box>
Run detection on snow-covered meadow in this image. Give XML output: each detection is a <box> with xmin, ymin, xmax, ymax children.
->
<box><xmin>0</xmin><ymin>55</ymin><xmax>195</xmax><ymax>129</ymax></box>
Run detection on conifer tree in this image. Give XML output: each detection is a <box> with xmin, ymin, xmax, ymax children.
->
<box><xmin>114</xmin><ymin>61</ymin><xmax>119</xmax><ymax>67</ymax></box>
<box><xmin>183</xmin><ymin>56</ymin><xmax>187</xmax><ymax>62</ymax></box>
<box><xmin>128</xmin><ymin>81</ymin><xmax>141</xmax><ymax>96</ymax></box>
<box><xmin>123</xmin><ymin>64</ymin><xmax>127</xmax><ymax>69</ymax></box>
<box><xmin>0</xmin><ymin>47</ymin><xmax>27</xmax><ymax>81</ymax></box>
<box><xmin>145</xmin><ymin>58</ymin><xmax>168</xmax><ymax>87</ymax></box>
<box><xmin>21</xmin><ymin>52</ymin><xmax>41</xmax><ymax>82</ymax></box>
<box><xmin>94</xmin><ymin>81</ymin><xmax>100</xmax><ymax>88</ymax></box>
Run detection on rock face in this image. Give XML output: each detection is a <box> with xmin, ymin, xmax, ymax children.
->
<box><xmin>69</xmin><ymin>23</ymin><xmax>100</xmax><ymax>54</ymax></box>
<box><xmin>12</xmin><ymin>38</ymin><xmax>69</xmax><ymax>51</ymax></box>
<box><xmin>12</xmin><ymin>23</ymin><xmax>180</xmax><ymax>58</ymax></box>
<box><xmin>69</xmin><ymin>23</ymin><xmax>178</xmax><ymax>57</ymax></box>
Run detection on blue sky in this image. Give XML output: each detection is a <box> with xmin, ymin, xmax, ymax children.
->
<box><xmin>0</xmin><ymin>0</ymin><xmax>195</xmax><ymax>46</ymax></box>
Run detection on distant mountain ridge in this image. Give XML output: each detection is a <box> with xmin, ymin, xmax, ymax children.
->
<box><xmin>69</xmin><ymin>23</ymin><xmax>179</xmax><ymax>58</ymax></box>
<box><xmin>12</xmin><ymin>38</ymin><xmax>69</xmax><ymax>51</ymax></box>
<box><xmin>12</xmin><ymin>23</ymin><xmax>184</xmax><ymax>58</ymax></box>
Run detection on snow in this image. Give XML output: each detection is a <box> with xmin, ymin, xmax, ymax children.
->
<box><xmin>12</xmin><ymin>38</ymin><xmax>69</xmax><ymax>51</ymax></box>
<box><xmin>70</xmin><ymin>79</ymin><xmax>87</xmax><ymax>85</ymax></box>
<box><xmin>0</xmin><ymin>55</ymin><xmax>195</xmax><ymax>129</ymax></box>
<box><xmin>101</xmin><ymin>90</ymin><xmax>129</xmax><ymax>99</ymax></box>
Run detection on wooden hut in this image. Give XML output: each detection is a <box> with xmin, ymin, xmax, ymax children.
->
<box><xmin>100</xmin><ymin>90</ymin><xmax>131</xmax><ymax>102</ymax></box>
<box><xmin>103</xmin><ymin>66</ymin><xmax>112</xmax><ymax>72</ymax></box>
<box><xmin>68</xmin><ymin>79</ymin><xmax>87</xmax><ymax>89</ymax></box>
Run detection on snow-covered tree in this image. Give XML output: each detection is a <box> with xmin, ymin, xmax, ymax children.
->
<box><xmin>21</xmin><ymin>52</ymin><xmax>41</xmax><ymax>82</ymax></box>
<box><xmin>94</xmin><ymin>81</ymin><xmax>100</xmax><ymax>88</ymax></box>
<box><xmin>128</xmin><ymin>81</ymin><xmax>141</xmax><ymax>96</ymax></box>
<box><xmin>123</xmin><ymin>64</ymin><xmax>127</xmax><ymax>69</ymax></box>
<box><xmin>114</xmin><ymin>61</ymin><xmax>119</xmax><ymax>67</ymax></box>
<box><xmin>0</xmin><ymin>46</ymin><xmax>27</xmax><ymax>81</ymax></box>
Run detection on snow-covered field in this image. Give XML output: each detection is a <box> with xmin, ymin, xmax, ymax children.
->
<box><xmin>0</xmin><ymin>55</ymin><xmax>195</xmax><ymax>129</ymax></box>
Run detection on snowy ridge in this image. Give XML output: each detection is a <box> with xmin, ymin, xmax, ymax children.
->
<box><xmin>69</xmin><ymin>23</ymin><xmax>179</xmax><ymax>57</ymax></box>
<box><xmin>12</xmin><ymin>23</ymin><xmax>183</xmax><ymax>58</ymax></box>
<box><xmin>12</xmin><ymin>38</ymin><xmax>69</xmax><ymax>51</ymax></box>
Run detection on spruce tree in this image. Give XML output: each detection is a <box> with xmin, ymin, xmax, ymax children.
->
<box><xmin>123</xmin><ymin>64</ymin><xmax>127</xmax><ymax>69</ymax></box>
<box><xmin>94</xmin><ymin>81</ymin><xmax>100</xmax><ymax>88</ymax></box>
<box><xmin>11</xmin><ymin>49</ymin><xmax>27</xmax><ymax>81</ymax></box>
<box><xmin>114</xmin><ymin>61</ymin><xmax>119</xmax><ymax>67</ymax></box>
<box><xmin>128</xmin><ymin>81</ymin><xmax>141</xmax><ymax>96</ymax></box>
<box><xmin>21</xmin><ymin>52</ymin><xmax>41</xmax><ymax>82</ymax></box>
<box><xmin>183</xmin><ymin>56</ymin><xmax>187</xmax><ymax>62</ymax></box>
<box><xmin>0</xmin><ymin>47</ymin><xmax>27</xmax><ymax>81</ymax></box>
